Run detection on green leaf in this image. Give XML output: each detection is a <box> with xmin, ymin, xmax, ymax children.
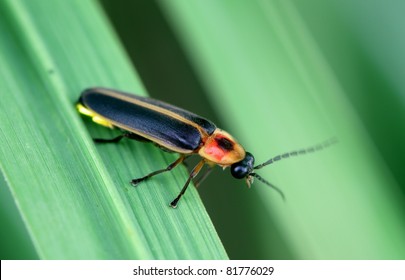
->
<box><xmin>0</xmin><ymin>0</ymin><xmax>226</xmax><ymax>259</ymax></box>
<box><xmin>159</xmin><ymin>0</ymin><xmax>405</xmax><ymax>259</ymax></box>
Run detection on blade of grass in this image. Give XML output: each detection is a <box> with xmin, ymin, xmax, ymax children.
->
<box><xmin>159</xmin><ymin>0</ymin><xmax>405</xmax><ymax>259</ymax></box>
<box><xmin>0</xmin><ymin>0</ymin><xmax>226</xmax><ymax>259</ymax></box>
<box><xmin>0</xmin><ymin>172</ymin><xmax>38</xmax><ymax>259</ymax></box>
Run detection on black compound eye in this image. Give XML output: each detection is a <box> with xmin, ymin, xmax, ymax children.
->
<box><xmin>230</xmin><ymin>152</ymin><xmax>255</xmax><ymax>179</ymax></box>
<box><xmin>231</xmin><ymin>164</ymin><xmax>250</xmax><ymax>179</ymax></box>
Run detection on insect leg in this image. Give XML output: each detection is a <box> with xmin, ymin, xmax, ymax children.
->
<box><xmin>93</xmin><ymin>132</ymin><xmax>150</xmax><ymax>144</ymax></box>
<box><xmin>93</xmin><ymin>132</ymin><xmax>133</xmax><ymax>143</ymax></box>
<box><xmin>170</xmin><ymin>160</ymin><xmax>205</xmax><ymax>208</ymax></box>
<box><xmin>193</xmin><ymin>167</ymin><xmax>213</xmax><ymax>188</ymax></box>
<box><xmin>131</xmin><ymin>155</ymin><xmax>186</xmax><ymax>186</ymax></box>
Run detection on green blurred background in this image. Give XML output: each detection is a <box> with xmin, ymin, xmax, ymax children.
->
<box><xmin>1</xmin><ymin>0</ymin><xmax>405</xmax><ymax>259</ymax></box>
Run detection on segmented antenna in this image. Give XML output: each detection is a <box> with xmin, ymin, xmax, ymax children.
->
<box><xmin>251</xmin><ymin>173</ymin><xmax>286</xmax><ymax>201</ymax></box>
<box><xmin>254</xmin><ymin>137</ymin><xmax>338</xmax><ymax>170</ymax></box>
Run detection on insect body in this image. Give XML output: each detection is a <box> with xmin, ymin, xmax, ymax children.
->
<box><xmin>77</xmin><ymin>88</ymin><xmax>335</xmax><ymax>208</ymax></box>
